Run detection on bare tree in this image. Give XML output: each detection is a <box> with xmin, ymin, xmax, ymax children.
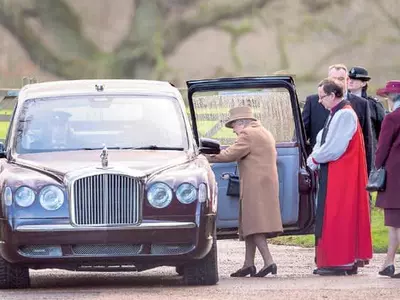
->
<box><xmin>0</xmin><ymin>0</ymin><xmax>275</xmax><ymax>80</ymax></box>
<box><xmin>372</xmin><ymin>0</ymin><xmax>400</xmax><ymax>42</ymax></box>
<box><xmin>257</xmin><ymin>0</ymin><xmax>375</xmax><ymax>82</ymax></box>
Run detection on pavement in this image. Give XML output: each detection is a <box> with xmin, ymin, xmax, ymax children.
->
<box><xmin>1</xmin><ymin>240</ymin><xmax>399</xmax><ymax>300</ymax></box>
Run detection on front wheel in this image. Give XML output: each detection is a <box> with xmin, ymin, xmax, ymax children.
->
<box><xmin>175</xmin><ymin>266</ymin><xmax>184</xmax><ymax>276</ymax></box>
<box><xmin>183</xmin><ymin>235</ymin><xmax>219</xmax><ymax>286</ymax></box>
<box><xmin>0</xmin><ymin>256</ymin><xmax>30</xmax><ymax>289</ymax></box>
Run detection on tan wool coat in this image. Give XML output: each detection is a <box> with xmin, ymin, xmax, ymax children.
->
<box><xmin>208</xmin><ymin>121</ymin><xmax>283</xmax><ymax>239</ymax></box>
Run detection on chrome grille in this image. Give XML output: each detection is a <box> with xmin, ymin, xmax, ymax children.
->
<box><xmin>72</xmin><ymin>174</ymin><xmax>141</xmax><ymax>226</ymax></box>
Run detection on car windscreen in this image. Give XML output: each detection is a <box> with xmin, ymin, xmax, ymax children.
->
<box><xmin>14</xmin><ymin>95</ymin><xmax>189</xmax><ymax>153</ymax></box>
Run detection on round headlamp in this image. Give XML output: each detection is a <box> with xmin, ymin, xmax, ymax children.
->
<box><xmin>147</xmin><ymin>182</ymin><xmax>173</xmax><ymax>209</ymax></box>
<box><xmin>176</xmin><ymin>183</ymin><xmax>197</xmax><ymax>204</ymax></box>
<box><xmin>39</xmin><ymin>185</ymin><xmax>65</xmax><ymax>211</ymax></box>
<box><xmin>15</xmin><ymin>186</ymin><xmax>35</xmax><ymax>207</ymax></box>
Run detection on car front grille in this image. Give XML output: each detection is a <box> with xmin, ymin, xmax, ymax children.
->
<box><xmin>72</xmin><ymin>174</ymin><xmax>142</xmax><ymax>226</ymax></box>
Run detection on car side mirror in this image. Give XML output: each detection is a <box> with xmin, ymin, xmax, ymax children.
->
<box><xmin>199</xmin><ymin>138</ymin><xmax>220</xmax><ymax>155</ymax></box>
<box><xmin>0</xmin><ymin>142</ymin><xmax>6</xmax><ymax>159</ymax></box>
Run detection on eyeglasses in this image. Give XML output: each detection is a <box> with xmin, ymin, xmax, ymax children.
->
<box><xmin>319</xmin><ymin>94</ymin><xmax>331</xmax><ymax>101</ymax></box>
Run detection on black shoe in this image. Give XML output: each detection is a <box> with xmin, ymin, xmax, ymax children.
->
<box><xmin>356</xmin><ymin>260</ymin><xmax>365</xmax><ymax>267</ymax></box>
<box><xmin>346</xmin><ymin>265</ymin><xmax>358</xmax><ymax>275</ymax></box>
<box><xmin>252</xmin><ymin>263</ymin><xmax>277</xmax><ymax>277</ymax></box>
<box><xmin>391</xmin><ymin>273</ymin><xmax>400</xmax><ymax>278</ymax></box>
<box><xmin>230</xmin><ymin>266</ymin><xmax>256</xmax><ymax>277</ymax></box>
<box><xmin>379</xmin><ymin>265</ymin><xmax>395</xmax><ymax>277</ymax></box>
<box><xmin>314</xmin><ymin>267</ymin><xmax>348</xmax><ymax>276</ymax></box>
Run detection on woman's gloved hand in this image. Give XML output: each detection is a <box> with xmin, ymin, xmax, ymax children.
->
<box><xmin>307</xmin><ymin>156</ymin><xmax>319</xmax><ymax>171</ymax></box>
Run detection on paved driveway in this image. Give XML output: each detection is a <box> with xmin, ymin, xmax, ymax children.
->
<box><xmin>1</xmin><ymin>240</ymin><xmax>399</xmax><ymax>300</ymax></box>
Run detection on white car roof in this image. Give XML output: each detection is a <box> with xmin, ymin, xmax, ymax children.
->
<box><xmin>17</xmin><ymin>79</ymin><xmax>182</xmax><ymax>101</ymax></box>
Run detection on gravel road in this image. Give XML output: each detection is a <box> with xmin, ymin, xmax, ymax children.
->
<box><xmin>1</xmin><ymin>240</ymin><xmax>399</xmax><ymax>300</ymax></box>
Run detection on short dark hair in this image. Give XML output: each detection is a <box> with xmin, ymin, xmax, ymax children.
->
<box><xmin>318</xmin><ymin>78</ymin><xmax>344</xmax><ymax>98</ymax></box>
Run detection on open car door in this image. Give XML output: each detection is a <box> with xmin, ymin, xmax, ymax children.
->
<box><xmin>186</xmin><ymin>76</ymin><xmax>316</xmax><ymax>237</ymax></box>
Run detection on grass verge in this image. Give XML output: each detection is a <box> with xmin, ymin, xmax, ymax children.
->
<box><xmin>0</xmin><ymin>121</ymin><xmax>9</xmax><ymax>139</ymax></box>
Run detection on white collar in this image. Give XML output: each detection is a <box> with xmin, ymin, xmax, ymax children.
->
<box><xmin>351</xmin><ymin>90</ymin><xmax>362</xmax><ymax>98</ymax></box>
<box><xmin>393</xmin><ymin>100</ymin><xmax>400</xmax><ymax>111</ymax></box>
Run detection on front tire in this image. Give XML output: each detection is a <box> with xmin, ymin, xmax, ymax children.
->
<box><xmin>0</xmin><ymin>256</ymin><xmax>30</xmax><ymax>289</ymax></box>
<box><xmin>183</xmin><ymin>235</ymin><xmax>219</xmax><ymax>286</ymax></box>
<box><xmin>175</xmin><ymin>265</ymin><xmax>184</xmax><ymax>276</ymax></box>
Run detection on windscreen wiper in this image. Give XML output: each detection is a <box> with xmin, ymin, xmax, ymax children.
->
<box><xmin>82</xmin><ymin>146</ymin><xmax>184</xmax><ymax>151</ymax></box>
<box><xmin>82</xmin><ymin>146</ymin><xmax>136</xmax><ymax>150</ymax></box>
<box><xmin>134</xmin><ymin>145</ymin><xmax>184</xmax><ymax>151</ymax></box>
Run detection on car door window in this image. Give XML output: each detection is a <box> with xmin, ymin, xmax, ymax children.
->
<box><xmin>190</xmin><ymin>88</ymin><xmax>296</xmax><ymax>145</ymax></box>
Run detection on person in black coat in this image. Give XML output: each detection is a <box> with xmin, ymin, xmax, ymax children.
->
<box><xmin>348</xmin><ymin>66</ymin><xmax>386</xmax><ymax>143</ymax></box>
<box><xmin>302</xmin><ymin>64</ymin><xmax>373</xmax><ymax>175</ymax></box>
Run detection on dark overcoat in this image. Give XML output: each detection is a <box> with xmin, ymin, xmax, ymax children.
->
<box><xmin>375</xmin><ymin>108</ymin><xmax>400</xmax><ymax>209</ymax></box>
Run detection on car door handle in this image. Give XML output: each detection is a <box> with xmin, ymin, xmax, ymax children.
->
<box><xmin>221</xmin><ymin>172</ymin><xmax>236</xmax><ymax>180</ymax></box>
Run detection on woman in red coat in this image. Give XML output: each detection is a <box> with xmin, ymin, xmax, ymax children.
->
<box><xmin>375</xmin><ymin>80</ymin><xmax>400</xmax><ymax>279</ymax></box>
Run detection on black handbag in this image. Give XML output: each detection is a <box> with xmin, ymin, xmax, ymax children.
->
<box><xmin>226</xmin><ymin>174</ymin><xmax>240</xmax><ymax>197</ymax></box>
<box><xmin>366</xmin><ymin>167</ymin><xmax>386</xmax><ymax>192</ymax></box>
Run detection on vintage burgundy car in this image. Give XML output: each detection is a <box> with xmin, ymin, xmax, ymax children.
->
<box><xmin>0</xmin><ymin>80</ymin><xmax>221</xmax><ymax>288</ymax></box>
<box><xmin>0</xmin><ymin>76</ymin><xmax>316</xmax><ymax>289</ymax></box>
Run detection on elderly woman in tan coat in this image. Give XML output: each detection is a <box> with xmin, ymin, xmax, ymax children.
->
<box><xmin>207</xmin><ymin>106</ymin><xmax>283</xmax><ymax>277</ymax></box>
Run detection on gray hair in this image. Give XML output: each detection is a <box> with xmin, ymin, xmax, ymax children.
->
<box><xmin>233</xmin><ymin>119</ymin><xmax>253</xmax><ymax>126</ymax></box>
<box><xmin>389</xmin><ymin>93</ymin><xmax>400</xmax><ymax>102</ymax></box>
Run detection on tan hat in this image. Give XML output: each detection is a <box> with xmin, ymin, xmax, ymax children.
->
<box><xmin>224</xmin><ymin>106</ymin><xmax>257</xmax><ymax>128</ymax></box>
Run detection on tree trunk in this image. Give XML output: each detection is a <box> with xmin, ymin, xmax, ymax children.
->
<box><xmin>0</xmin><ymin>0</ymin><xmax>276</xmax><ymax>80</ymax></box>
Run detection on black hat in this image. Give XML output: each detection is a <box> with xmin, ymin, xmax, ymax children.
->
<box><xmin>348</xmin><ymin>67</ymin><xmax>371</xmax><ymax>81</ymax></box>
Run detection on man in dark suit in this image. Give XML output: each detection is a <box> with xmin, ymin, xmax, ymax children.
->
<box><xmin>302</xmin><ymin>64</ymin><xmax>373</xmax><ymax>175</ymax></box>
<box><xmin>348</xmin><ymin>66</ymin><xmax>386</xmax><ymax>145</ymax></box>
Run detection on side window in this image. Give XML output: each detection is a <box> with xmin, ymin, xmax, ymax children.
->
<box><xmin>3</xmin><ymin>102</ymin><xmax>17</xmax><ymax>147</ymax></box>
<box><xmin>189</xmin><ymin>88</ymin><xmax>296</xmax><ymax>145</ymax></box>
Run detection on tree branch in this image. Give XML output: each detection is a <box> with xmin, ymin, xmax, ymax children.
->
<box><xmin>0</xmin><ymin>0</ymin><xmax>66</xmax><ymax>77</ymax></box>
<box><xmin>115</xmin><ymin>0</ymin><xmax>275</xmax><ymax>78</ymax></box>
<box><xmin>1</xmin><ymin>0</ymin><xmax>276</xmax><ymax>80</ymax></box>
<box><xmin>298</xmin><ymin>11</ymin><xmax>374</xmax><ymax>81</ymax></box>
<box><xmin>163</xmin><ymin>0</ymin><xmax>275</xmax><ymax>56</ymax></box>
<box><xmin>32</xmin><ymin>0</ymin><xmax>99</xmax><ymax>58</ymax></box>
<box><xmin>373</xmin><ymin>1</ymin><xmax>400</xmax><ymax>32</ymax></box>
<box><xmin>258</xmin><ymin>12</ymin><xmax>290</xmax><ymax>71</ymax></box>
<box><xmin>303</xmin><ymin>36</ymin><xmax>368</xmax><ymax>80</ymax></box>
<box><xmin>158</xmin><ymin>0</ymin><xmax>200</xmax><ymax>15</ymax></box>
<box><xmin>218</xmin><ymin>20</ymin><xmax>253</xmax><ymax>72</ymax></box>
<box><xmin>0</xmin><ymin>0</ymin><xmax>104</xmax><ymax>79</ymax></box>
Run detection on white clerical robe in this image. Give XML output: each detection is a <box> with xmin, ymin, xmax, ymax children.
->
<box><xmin>307</xmin><ymin>108</ymin><xmax>358</xmax><ymax>170</ymax></box>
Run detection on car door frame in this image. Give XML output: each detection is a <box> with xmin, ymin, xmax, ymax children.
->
<box><xmin>187</xmin><ymin>76</ymin><xmax>316</xmax><ymax>236</ymax></box>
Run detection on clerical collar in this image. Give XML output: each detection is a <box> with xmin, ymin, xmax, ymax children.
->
<box><xmin>330</xmin><ymin>99</ymin><xmax>347</xmax><ymax>115</ymax></box>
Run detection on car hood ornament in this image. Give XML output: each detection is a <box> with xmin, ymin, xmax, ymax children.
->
<box><xmin>100</xmin><ymin>145</ymin><xmax>109</xmax><ymax>168</ymax></box>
